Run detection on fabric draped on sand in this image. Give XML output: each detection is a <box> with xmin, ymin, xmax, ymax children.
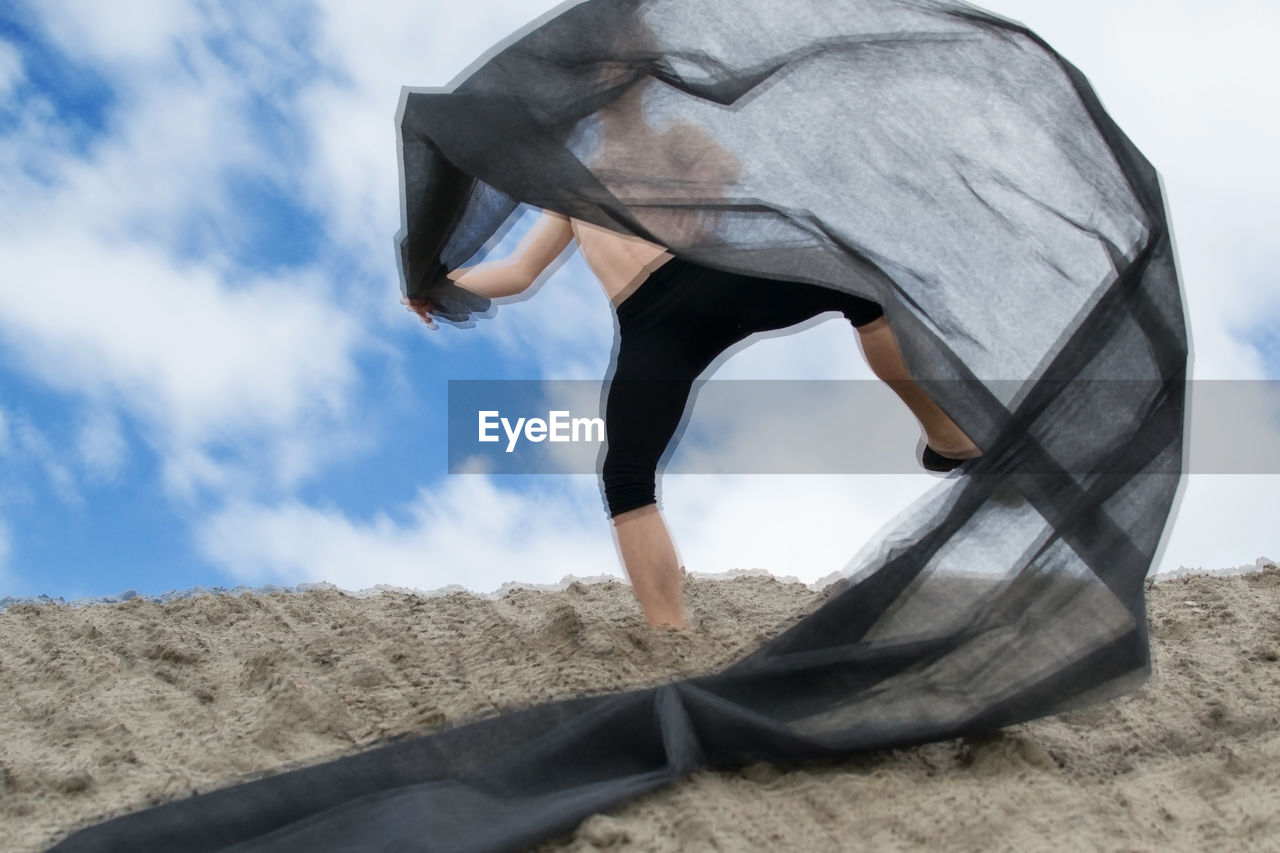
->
<box><xmin>53</xmin><ymin>1</ymin><xmax>1186</xmax><ymax>850</ymax></box>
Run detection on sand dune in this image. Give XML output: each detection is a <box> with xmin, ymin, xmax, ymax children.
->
<box><xmin>2</xmin><ymin>565</ymin><xmax>1276</xmax><ymax>851</ymax></box>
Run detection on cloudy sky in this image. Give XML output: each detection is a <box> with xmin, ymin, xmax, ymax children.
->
<box><xmin>0</xmin><ymin>0</ymin><xmax>1275</xmax><ymax>602</ymax></box>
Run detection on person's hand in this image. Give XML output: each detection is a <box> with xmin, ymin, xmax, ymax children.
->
<box><xmin>401</xmin><ymin>295</ymin><xmax>438</xmax><ymax>330</ymax></box>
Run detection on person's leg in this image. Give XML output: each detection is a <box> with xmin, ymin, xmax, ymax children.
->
<box><xmin>726</xmin><ymin>275</ymin><xmax>980</xmax><ymax>466</ymax></box>
<box><xmin>855</xmin><ymin>316</ymin><xmax>981</xmax><ymax>461</ymax></box>
<box><xmin>603</xmin><ymin>368</ymin><xmax>702</xmax><ymax>629</ymax></box>
<box><xmin>610</xmin><ymin>504</ymin><xmax>685</xmax><ymax>630</ymax></box>
<box><xmin>602</xmin><ymin>362</ymin><xmax>707</xmax><ymax>629</ymax></box>
<box><xmin>603</xmin><ymin>260</ymin><xmax>731</xmax><ymax>629</ymax></box>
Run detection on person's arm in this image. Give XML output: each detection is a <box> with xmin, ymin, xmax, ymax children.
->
<box><xmin>447</xmin><ymin>211</ymin><xmax>575</xmax><ymax>298</ymax></box>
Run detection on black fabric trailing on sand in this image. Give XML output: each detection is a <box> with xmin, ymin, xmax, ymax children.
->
<box><xmin>51</xmin><ymin>1</ymin><xmax>1186</xmax><ymax>850</ymax></box>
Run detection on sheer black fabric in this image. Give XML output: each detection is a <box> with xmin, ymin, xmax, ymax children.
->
<box><xmin>52</xmin><ymin>0</ymin><xmax>1186</xmax><ymax>850</ymax></box>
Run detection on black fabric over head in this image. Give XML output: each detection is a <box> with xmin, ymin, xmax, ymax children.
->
<box><xmin>51</xmin><ymin>1</ymin><xmax>1186</xmax><ymax>850</ymax></box>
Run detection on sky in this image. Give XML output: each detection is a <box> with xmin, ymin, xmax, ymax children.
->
<box><xmin>0</xmin><ymin>0</ymin><xmax>1276</xmax><ymax>602</ymax></box>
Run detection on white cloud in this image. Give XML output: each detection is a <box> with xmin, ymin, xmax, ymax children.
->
<box><xmin>0</xmin><ymin>95</ymin><xmax>75</xmax><ymax>186</ymax></box>
<box><xmin>0</xmin><ymin>4</ymin><xmax>373</xmax><ymax>500</ymax></box>
<box><xmin>77</xmin><ymin>408</ymin><xmax>127</xmax><ymax>482</ymax></box>
<box><xmin>0</xmin><ymin>2</ymin><xmax>586</xmax><ymax>514</ymax></box>
<box><xmin>992</xmin><ymin>0</ymin><xmax>1280</xmax><ymax>189</ymax></box>
<box><xmin>0</xmin><ymin>230</ymin><xmax>361</xmax><ymax>494</ymax></box>
<box><xmin>664</xmin><ymin>473</ymin><xmax>938</xmax><ymax>583</ymax></box>
<box><xmin>0</xmin><ymin>39</ymin><xmax>22</xmax><ymax>101</ymax></box>
<box><xmin>33</xmin><ymin>0</ymin><xmax>200</xmax><ymax>67</ymax></box>
<box><xmin>196</xmin><ymin>474</ymin><xmax>619</xmax><ymax>594</ymax></box>
<box><xmin>194</xmin><ymin>468</ymin><xmax>944</xmax><ymax>593</ymax></box>
<box><xmin>7</xmin><ymin>413</ymin><xmax>79</xmax><ymax>506</ymax></box>
<box><xmin>1157</xmin><ymin>476</ymin><xmax>1279</xmax><ymax>575</ymax></box>
<box><xmin>10</xmin><ymin>14</ymin><xmax>286</xmax><ymax>250</ymax></box>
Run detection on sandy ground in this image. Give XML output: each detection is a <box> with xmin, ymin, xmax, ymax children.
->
<box><xmin>2</xmin><ymin>565</ymin><xmax>1277</xmax><ymax>852</ymax></box>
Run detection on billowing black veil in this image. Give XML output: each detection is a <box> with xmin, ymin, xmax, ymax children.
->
<box><xmin>53</xmin><ymin>0</ymin><xmax>1185</xmax><ymax>850</ymax></box>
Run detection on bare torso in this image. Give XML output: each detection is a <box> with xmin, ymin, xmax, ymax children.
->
<box><xmin>570</xmin><ymin>218</ymin><xmax>673</xmax><ymax>305</ymax></box>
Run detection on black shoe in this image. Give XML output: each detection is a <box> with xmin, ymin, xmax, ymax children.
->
<box><xmin>921</xmin><ymin>445</ymin><xmax>971</xmax><ymax>473</ymax></box>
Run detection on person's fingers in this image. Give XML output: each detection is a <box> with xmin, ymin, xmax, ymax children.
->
<box><xmin>398</xmin><ymin>296</ymin><xmax>439</xmax><ymax>328</ymax></box>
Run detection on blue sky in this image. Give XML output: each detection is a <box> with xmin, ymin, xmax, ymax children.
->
<box><xmin>1</xmin><ymin>0</ymin><xmax>1277</xmax><ymax>602</ymax></box>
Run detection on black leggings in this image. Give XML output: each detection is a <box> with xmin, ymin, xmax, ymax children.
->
<box><xmin>602</xmin><ymin>256</ymin><xmax>884</xmax><ymax>517</ymax></box>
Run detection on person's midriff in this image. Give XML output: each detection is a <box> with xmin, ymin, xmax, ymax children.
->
<box><xmin>570</xmin><ymin>218</ymin><xmax>674</xmax><ymax>306</ymax></box>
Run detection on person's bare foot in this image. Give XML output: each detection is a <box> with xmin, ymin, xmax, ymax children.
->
<box><xmin>640</xmin><ymin>591</ymin><xmax>687</xmax><ymax>632</ymax></box>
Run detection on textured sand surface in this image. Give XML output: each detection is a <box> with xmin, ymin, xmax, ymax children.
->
<box><xmin>2</xmin><ymin>567</ymin><xmax>1277</xmax><ymax>852</ymax></box>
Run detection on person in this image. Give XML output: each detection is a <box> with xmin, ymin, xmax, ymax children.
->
<box><xmin>405</xmin><ymin>210</ymin><xmax>980</xmax><ymax>631</ymax></box>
